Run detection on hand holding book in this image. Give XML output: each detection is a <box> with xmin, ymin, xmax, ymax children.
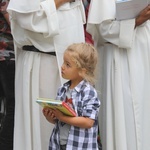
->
<box><xmin>43</xmin><ymin>107</ymin><xmax>57</xmax><ymax>124</ymax></box>
<box><xmin>135</xmin><ymin>4</ymin><xmax>150</xmax><ymax>26</ymax></box>
<box><xmin>115</xmin><ymin>0</ymin><xmax>150</xmax><ymax>20</ymax></box>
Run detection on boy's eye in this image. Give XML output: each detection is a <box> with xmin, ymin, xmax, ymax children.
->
<box><xmin>66</xmin><ymin>63</ymin><xmax>70</xmax><ymax>67</ymax></box>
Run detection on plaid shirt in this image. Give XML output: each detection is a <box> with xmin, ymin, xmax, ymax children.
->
<box><xmin>49</xmin><ymin>80</ymin><xmax>100</xmax><ymax>150</ymax></box>
<box><xmin>0</xmin><ymin>0</ymin><xmax>14</xmax><ymax>61</ymax></box>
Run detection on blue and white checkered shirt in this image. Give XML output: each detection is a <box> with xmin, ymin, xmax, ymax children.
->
<box><xmin>49</xmin><ymin>80</ymin><xmax>101</xmax><ymax>150</ymax></box>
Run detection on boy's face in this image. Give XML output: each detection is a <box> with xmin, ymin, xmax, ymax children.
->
<box><xmin>61</xmin><ymin>52</ymin><xmax>82</xmax><ymax>81</ymax></box>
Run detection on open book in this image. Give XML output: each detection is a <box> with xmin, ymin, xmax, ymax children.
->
<box><xmin>116</xmin><ymin>0</ymin><xmax>150</xmax><ymax>20</ymax></box>
<box><xmin>36</xmin><ymin>97</ymin><xmax>76</xmax><ymax>117</ymax></box>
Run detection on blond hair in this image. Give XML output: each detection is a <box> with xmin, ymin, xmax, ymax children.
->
<box><xmin>65</xmin><ymin>43</ymin><xmax>98</xmax><ymax>85</ymax></box>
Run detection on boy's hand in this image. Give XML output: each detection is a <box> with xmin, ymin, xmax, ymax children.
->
<box><xmin>42</xmin><ymin>107</ymin><xmax>56</xmax><ymax>124</ymax></box>
<box><xmin>52</xmin><ymin>109</ymin><xmax>65</xmax><ymax>120</ymax></box>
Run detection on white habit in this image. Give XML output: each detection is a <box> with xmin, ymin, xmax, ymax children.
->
<box><xmin>87</xmin><ymin>0</ymin><xmax>150</xmax><ymax>150</ymax></box>
<box><xmin>7</xmin><ymin>0</ymin><xmax>85</xmax><ymax>150</ymax></box>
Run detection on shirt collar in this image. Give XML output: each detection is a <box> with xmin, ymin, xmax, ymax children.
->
<box><xmin>63</xmin><ymin>80</ymin><xmax>88</xmax><ymax>93</ymax></box>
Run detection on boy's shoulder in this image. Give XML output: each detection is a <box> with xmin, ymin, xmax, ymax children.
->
<box><xmin>76</xmin><ymin>80</ymin><xmax>98</xmax><ymax>96</ymax></box>
<box><xmin>80</xmin><ymin>80</ymin><xmax>96</xmax><ymax>91</ymax></box>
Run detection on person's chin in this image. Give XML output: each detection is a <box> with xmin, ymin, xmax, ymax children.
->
<box><xmin>62</xmin><ymin>74</ymin><xmax>68</xmax><ymax>80</ymax></box>
<box><xmin>61</xmin><ymin>73</ymin><xmax>65</xmax><ymax>78</ymax></box>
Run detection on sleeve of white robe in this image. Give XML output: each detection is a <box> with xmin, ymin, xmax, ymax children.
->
<box><xmin>8</xmin><ymin>0</ymin><xmax>59</xmax><ymax>37</ymax></box>
<box><xmin>98</xmin><ymin>19</ymin><xmax>135</xmax><ymax>49</ymax></box>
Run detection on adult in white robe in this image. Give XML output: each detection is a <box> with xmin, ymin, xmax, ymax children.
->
<box><xmin>7</xmin><ymin>0</ymin><xmax>85</xmax><ymax>150</ymax></box>
<box><xmin>87</xmin><ymin>0</ymin><xmax>150</xmax><ymax>150</ymax></box>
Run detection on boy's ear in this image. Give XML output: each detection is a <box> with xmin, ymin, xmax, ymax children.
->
<box><xmin>81</xmin><ymin>68</ymin><xmax>87</xmax><ymax>75</ymax></box>
<box><xmin>78</xmin><ymin>68</ymin><xmax>87</xmax><ymax>77</ymax></box>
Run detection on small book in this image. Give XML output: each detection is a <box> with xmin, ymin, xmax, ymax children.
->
<box><xmin>116</xmin><ymin>0</ymin><xmax>149</xmax><ymax>20</ymax></box>
<box><xmin>36</xmin><ymin>97</ymin><xmax>76</xmax><ymax>117</ymax></box>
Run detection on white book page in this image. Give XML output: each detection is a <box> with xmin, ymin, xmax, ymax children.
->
<box><xmin>116</xmin><ymin>0</ymin><xmax>149</xmax><ymax>20</ymax></box>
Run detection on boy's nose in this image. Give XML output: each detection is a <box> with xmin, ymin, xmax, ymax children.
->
<box><xmin>61</xmin><ymin>63</ymin><xmax>65</xmax><ymax>69</ymax></box>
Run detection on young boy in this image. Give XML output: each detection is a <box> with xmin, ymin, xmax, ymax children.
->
<box><xmin>43</xmin><ymin>43</ymin><xmax>100</xmax><ymax>150</ymax></box>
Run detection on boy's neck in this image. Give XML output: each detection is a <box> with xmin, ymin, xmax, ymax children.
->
<box><xmin>70</xmin><ymin>78</ymin><xmax>83</xmax><ymax>89</ymax></box>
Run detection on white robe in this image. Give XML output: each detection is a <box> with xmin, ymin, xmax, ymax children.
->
<box><xmin>87</xmin><ymin>0</ymin><xmax>150</xmax><ymax>150</ymax></box>
<box><xmin>7</xmin><ymin>1</ymin><xmax>85</xmax><ymax>150</ymax></box>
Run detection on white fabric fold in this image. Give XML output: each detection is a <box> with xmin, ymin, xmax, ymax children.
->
<box><xmin>8</xmin><ymin>0</ymin><xmax>41</xmax><ymax>13</ymax></box>
<box><xmin>88</xmin><ymin>0</ymin><xmax>115</xmax><ymax>24</ymax></box>
<box><xmin>119</xmin><ymin>19</ymin><xmax>135</xmax><ymax>48</ymax></box>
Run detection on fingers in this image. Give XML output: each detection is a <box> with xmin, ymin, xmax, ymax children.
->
<box><xmin>43</xmin><ymin>107</ymin><xmax>55</xmax><ymax>117</ymax></box>
<box><xmin>136</xmin><ymin>4</ymin><xmax>150</xmax><ymax>26</ymax></box>
<box><xmin>143</xmin><ymin>5</ymin><xmax>150</xmax><ymax>14</ymax></box>
<box><xmin>147</xmin><ymin>4</ymin><xmax>150</xmax><ymax>10</ymax></box>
